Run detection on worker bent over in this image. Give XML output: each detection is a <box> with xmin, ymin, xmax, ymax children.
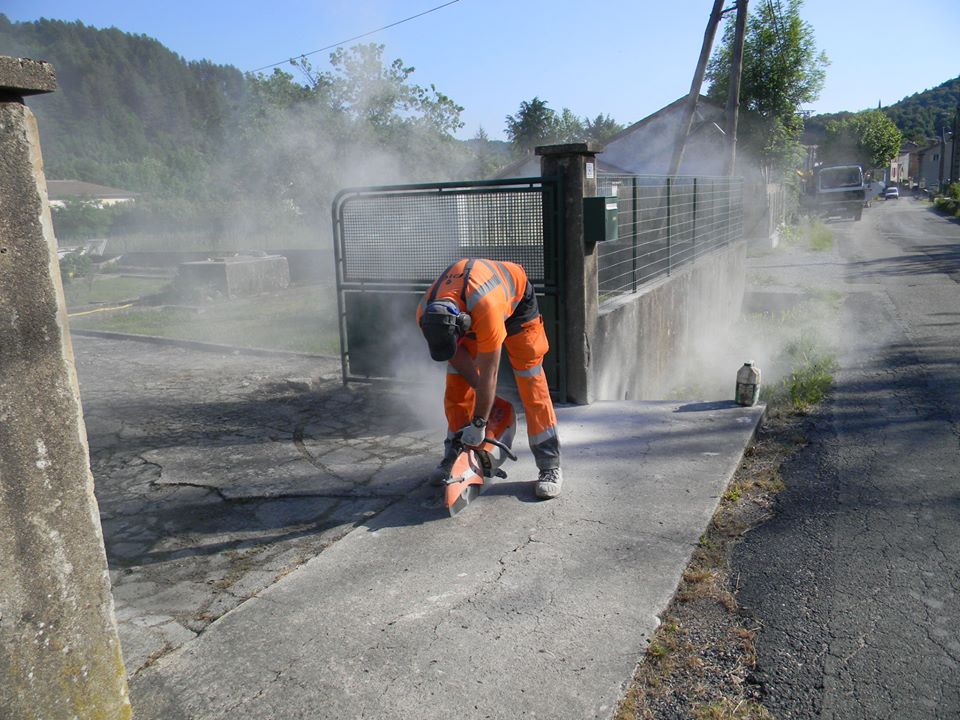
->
<box><xmin>417</xmin><ymin>258</ymin><xmax>562</xmax><ymax>499</ymax></box>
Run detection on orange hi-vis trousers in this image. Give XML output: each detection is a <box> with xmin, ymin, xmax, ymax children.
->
<box><xmin>444</xmin><ymin>315</ymin><xmax>560</xmax><ymax>470</ymax></box>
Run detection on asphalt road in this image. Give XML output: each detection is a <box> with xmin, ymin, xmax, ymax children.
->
<box><xmin>735</xmin><ymin>197</ymin><xmax>960</xmax><ymax>717</ymax></box>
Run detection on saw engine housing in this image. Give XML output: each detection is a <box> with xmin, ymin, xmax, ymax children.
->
<box><xmin>444</xmin><ymin>397</ymin><xmax>517</xmax><ymax>515</ymax></box>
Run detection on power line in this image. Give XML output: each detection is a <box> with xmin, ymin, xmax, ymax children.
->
<box><xmin>247</xmin><ymin>0</ymin><xmax>461</xmax><ymax>74</ymax></box>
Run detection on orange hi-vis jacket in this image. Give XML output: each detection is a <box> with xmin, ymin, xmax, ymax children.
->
<box><xmin>417</xmin><ymin>258</ymin><xmax>534</xmax><ymax>352</ymax></box>
<box><xmin>417</xmin><ymin>258</ymin><xmax>560</xmax><ymax>470</ymax></box>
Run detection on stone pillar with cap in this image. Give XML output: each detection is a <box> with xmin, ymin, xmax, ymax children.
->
<box><xmin>0</xmin><ymin>56</ymin><xmax>131</xmax><ymax>718</ymax></box>
<box><xmin>536</xmin><ymin>142</ymin><xmax>602</xmax><ymax>404</ymax></box>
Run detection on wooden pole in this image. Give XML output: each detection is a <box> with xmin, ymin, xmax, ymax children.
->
<box><xmin>668</xmin><ymin>0</ymin><xmax>726</xmax><ymax>177</ymax></box>
<box><xmin>725</xmin><ymin>0</ymin><xmax>748</xmax><ymax>176</ymax></box>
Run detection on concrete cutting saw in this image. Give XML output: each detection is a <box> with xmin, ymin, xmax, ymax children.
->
<box><xmin>444</xmin><ymin>396</ymin><xmax>518</xmax><ymax>517</ymax></box>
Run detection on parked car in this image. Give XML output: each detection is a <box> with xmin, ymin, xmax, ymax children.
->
<box><xmin>884</xmin><ymin>186</ymin><xmax>900</xmax><ymax>200</ymax></box>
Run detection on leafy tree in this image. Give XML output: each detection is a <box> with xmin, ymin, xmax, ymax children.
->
<box><xmin>555</xmin><ymin>108</ymin><xmax>586</xmax><ymax>144</ymax></box>
<box><xmin>819</xmin><ymin>110</ymin><xmax>902</xmax><ymax>170</ymax></box>
<box><xmin>466</xmin><ymin>126</ymin><xmax>511</xmax><ymax>177</ymax></box>
<box><xmin>583</xmin><ymin>113</ymin><xmax>626</xmax><ymax>144</ymax></box>
<box><xmin>303</xmin><ymin>44</ymin><xmax>464</xmax><ymax>137</ymax></box>
<box><xmin>505</xmin><ymin>97</ymin><xmax>560</xmax><ymax>154</ymax></box>
<box><xmin>51</xmin><ymin>198</ymin><xmax>115</xmax><ymax>241</ymax></box>
<box><xmin>504</xmin><ymin>99</ymin><xmax>626</xmax><ymax>153</ymax></box>
<box><xmin>706</xmin><ymin>0</ymin><xmax>828</xmax><ymax>177</ymax></box>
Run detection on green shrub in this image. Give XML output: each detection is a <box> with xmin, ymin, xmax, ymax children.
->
<box><xmin>934</xmin><ymin>197</ymin><xmax>960</xmax><ymax>216</ymax></box>
<box><xmin>779</xmin><ymin>219</ymin><xmax>833</xmax><ymax>252</ymax></box>
<box><xmin>59</xmin><ymin>253</ymin><xmax>92</xmax><ymax>282</ymax></box>
<box><xmin>759</xmin><ymin>330</ymin><xmax>838</xmax><ymax>412</ymax></box>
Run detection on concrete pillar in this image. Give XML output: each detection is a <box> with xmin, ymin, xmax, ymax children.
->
<box><xmin>536</xmin><ymin>143</ymin><xmax>601</xmax><ymax>404</ymax></box>
<box><xmin>0</xmin><ymin>57</ymin><xmax>131</xmax><ymax>719</ymax></box>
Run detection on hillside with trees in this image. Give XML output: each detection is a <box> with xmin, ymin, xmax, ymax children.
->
<box><xmin>1</xmin><ymin>14</ymin><xmax>504</xmax><ymax>245</ymax></box>
<box><xmin>0</xmin><ymin>14</ymin><xmax>246</xmax><ymax>195</ymax></box>
<box><xmin>805</xmin><ymin>75</ymin><xmax>960</xmax><ymax>145</ymax></box>
<box><xmin>883</xmin><ymin>75</ymin><xmax>960</xmax><ymax>142</ymax></box>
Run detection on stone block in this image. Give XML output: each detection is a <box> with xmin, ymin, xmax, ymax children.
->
<box><xmin>0</xmin><ymin>56</ymin><xmax>57</xmax><ymax>96</ymax></box>
<box><xmin>177</xmin><ymin>254</ymin><xmax>291</xmax><ymax>298</ymax></box>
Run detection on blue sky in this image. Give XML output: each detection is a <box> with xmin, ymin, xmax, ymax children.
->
<box><xmin>5</xmin><ymin>0</ymin><xmax>959</xmax><ymax>140</ymax></box>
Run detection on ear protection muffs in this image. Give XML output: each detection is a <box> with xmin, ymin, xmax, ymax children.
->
<box><xmin>455</xmin><ymin>309</ymin><xmax>471</xmax><ymax>336</ymax></box>
<box><xmin>420</xmin><ymin>300</ymin><xmax>470</xmax><ymax>338</ymax></box>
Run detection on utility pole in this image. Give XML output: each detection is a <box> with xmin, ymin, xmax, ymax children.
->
<box><xmin>668</xmin><ymin>0</ymin><xmax>726</xmax><ymax>177</ymax></box>
<box><xmin>725</xmin><ymin>0</ymin><xmax>748</xmax><ymax>176</ymax></box>
<box><xmin>950</xmin><ymin>105</ymin><xmax>960</xmax><ymax>186</ymax></box>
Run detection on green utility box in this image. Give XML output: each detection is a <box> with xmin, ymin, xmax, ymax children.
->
<box><xmin>583</xmin><ymin>196</ymin><xmax>619</xmax><ymax>243</ymax></box>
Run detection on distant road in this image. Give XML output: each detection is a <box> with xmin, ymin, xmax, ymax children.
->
<box><xmin>735</xmin><ymin>198</ymin><xmax>960</xmax><ymax>718</ymax></box>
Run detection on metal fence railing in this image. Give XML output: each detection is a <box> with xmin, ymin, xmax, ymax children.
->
<box><xmin>595</xmin><ymin>174</ymin><xmax>743</xmax><ymax>303</ymax></box>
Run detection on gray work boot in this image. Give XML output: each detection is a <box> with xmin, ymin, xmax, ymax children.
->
<box><xmin>535</xmin><ymin>467</ymin><xmax>563</xmax><ymax>499</ymax></box>
<box><xmin>429</xmin><ymin>446</ymin><xmax>459</xmax><ymax>486</ymax></box>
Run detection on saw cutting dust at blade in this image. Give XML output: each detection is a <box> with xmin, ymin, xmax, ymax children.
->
<box><xmin>444</xmin><ymin>396</ymin><xmax>518</xmax><ymax>517</ymax></box>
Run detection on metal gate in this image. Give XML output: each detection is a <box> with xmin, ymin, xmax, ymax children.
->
<box><xmin>332</xmin><ymin>177</ymin><xmax>565</xmax><ymax>399</ymax></box>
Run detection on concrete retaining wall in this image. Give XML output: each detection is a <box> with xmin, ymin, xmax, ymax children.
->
<box><xmin>592</xmin><ymin>241</ymin><xmax>746</xmax><ymax>400</ymax></box>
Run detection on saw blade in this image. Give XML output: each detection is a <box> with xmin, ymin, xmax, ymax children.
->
<box><xmin>448</xmin><ymin>482</ymin><xmax>481</xmax><ymax>517</ymax></box>
<box><xmin>445</xmin><ymin>470</ymin><xmax>493</xmax><ymax>517</ymax></box>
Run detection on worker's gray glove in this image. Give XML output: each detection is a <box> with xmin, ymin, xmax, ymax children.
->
<box><xmin>458</xmin><ymin>419</ymin><xmax>486</xmax><ymax>447</ymax></box>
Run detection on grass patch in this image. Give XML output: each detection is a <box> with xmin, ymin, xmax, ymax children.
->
<box><xmin>63</xmin><ymin>275</ymin><xmax>171</xmax><ymax>308</ymax></box>
<box><xmin>802</xmin><ymin>286</ymin><xmax>843</xmax><ymax>310</ymax></box>
<box><xmin>778</xmin><ymin>219</ymin><xmax>834</xmax><ymax>252</ymax></box>
<box><xmin>746</xmin><ymin>272</ymin><xmax>777</xmax><ymax>286</ymax></box>
<box><xmin>760</xmin><ymin>330</ymin><xmax>838</xmax><ymax>412</ymax></box>
<box><xmin>693</xmin><ymin>698</ymin><xmax>775</xmax><ymax>719</ymax></box>
<box><xmin>70</xmin><ymin>284</ymin><xmax>340</xmax><ymax>354</ymax></box>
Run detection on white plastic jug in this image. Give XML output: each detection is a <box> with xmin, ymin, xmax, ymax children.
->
<box><xmin>735</xmin><ymin>361</ymin><xmax>761</xmax><ymax>406</ymax></box>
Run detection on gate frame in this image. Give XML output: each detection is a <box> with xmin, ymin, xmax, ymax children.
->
<box><xmin>331</xmin><ymin>176</ymin><xmax>567</xmax><ymax>401</ymax></box>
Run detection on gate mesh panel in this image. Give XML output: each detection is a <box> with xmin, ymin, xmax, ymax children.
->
<box><xmin>340</xmin><ymin>188</ymin><xmax>546</xmax><ymax>284</ymax></box>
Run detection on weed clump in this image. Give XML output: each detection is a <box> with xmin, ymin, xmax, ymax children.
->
<box><xmin>760</xmin><ymin>330</ymin><xmax>838</xmax><ymax>412</ymax></box>
<box><xmin>777</xmin><ymin>219</ymin><xmax>833</xmax><ymax>252</ymax></box>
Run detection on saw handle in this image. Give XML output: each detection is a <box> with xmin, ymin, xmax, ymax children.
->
<box><xmin>461</xmin><ymin>438</ymin><xmax>517</xmax><ymax>462</ymax></box>
<box><xmin>481</xmin><ymin>437</ymin><xmax>518</xmax><ymax>462</ymax></box>
<box><xmin>453</xmin><ymin>434</ymin><xmax>518</xmax><ymax>462</ymax></box>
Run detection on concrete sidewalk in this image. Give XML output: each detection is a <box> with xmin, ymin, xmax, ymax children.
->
<box><xmin>130</xmin><ymin>399</ymin><xmax>764</xmax><ymax>720</ymax></box>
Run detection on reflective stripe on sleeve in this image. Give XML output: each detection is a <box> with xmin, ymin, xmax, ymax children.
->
<box><xmin>466</xmin><ymin>273</ymin><xmax>502</xmax><ymax>311</ymax></box>
<box><xmin>490</xmin><ymin>260</ymin><xmax>516</xmax><ymax>306</ymax></box>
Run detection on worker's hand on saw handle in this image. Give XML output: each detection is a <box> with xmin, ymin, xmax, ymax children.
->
<box><xmin>458</xmin><ymin>420</ymin><xmax>486</xmax><ymax>448</ymax></box>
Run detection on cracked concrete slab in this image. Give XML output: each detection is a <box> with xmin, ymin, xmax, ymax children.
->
<box><xmin>144</xmin><ymin>438</ymin><xmax>433</xmax><ymax>499</ymax></box>
<box><xmin>130</xmin><ymin>400</ymin><xmax>764</xmax><ymax>719</ymax></box>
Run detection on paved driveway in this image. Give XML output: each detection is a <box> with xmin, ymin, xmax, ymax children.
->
<box><xmin>74</xmin><ymin>335</ymin><xmax>440</xmax><ymax>673</ymax></box>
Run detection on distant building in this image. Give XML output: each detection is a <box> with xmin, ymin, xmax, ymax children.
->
<box><xmin>600</xmin><ymin>96</ymin><xmax>729</xmax><ymax>176</ymax></box>
<box><xmin>46</xmin><ymin>179</ymin><xmax>138</xmax><ymax>208</ymax></box>
<box><xmin>888</xmin><ymin>142</ymin><xmax>921</xmax><ymax>185</ymax></box>
<box><xmin>916</xmin><ymin>138</ymin><xmax>955</xmax><ymax>189</ymax></box>
<box><xmin>494</xmin><ymin>96</ymin><xmax>730</xmax><ymax>180</ymax></box>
